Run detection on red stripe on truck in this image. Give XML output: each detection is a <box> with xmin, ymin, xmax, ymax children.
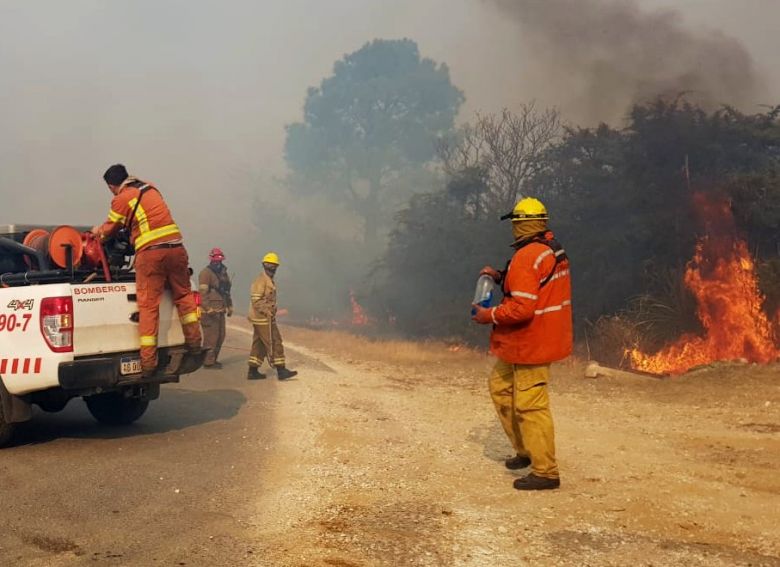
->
<box><xmin>0</xmin><ymin>357</ymin><xmax>43</xmax><ymax>374</ymax></box>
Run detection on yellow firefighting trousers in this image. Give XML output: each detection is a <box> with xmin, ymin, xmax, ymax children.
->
<box><xmin>488</xmin><ymin>360</ymin><xmax>559</xmax><ymax>479</ymax></box>
<box><xmin>248</xmin><ymin>320</ymin><xmax>285</xmax><ymax>368</ymax></box>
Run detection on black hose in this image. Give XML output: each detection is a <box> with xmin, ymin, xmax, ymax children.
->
<box><xmin>0</xmin><ymin>236</ymin><xmax>50</xmax><ymax>270</ymax></box>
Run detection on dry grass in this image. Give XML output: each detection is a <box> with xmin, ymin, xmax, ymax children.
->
<box><xmin>281</xmin><ymin>324</ymin><xmax>586</xmax><ymax>396</ymax></box>
<box><xmin>584</xmin><ymin>315</ymin><xmax>641</xmax><ymax>368</ymax></box>
<box><xmin>282</xmin><ymin>325</ymin><xmax>490</xmax><ymax>369</ymax></box>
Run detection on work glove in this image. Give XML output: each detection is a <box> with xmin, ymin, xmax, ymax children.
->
<box><xmin>227</xmin><ymin>307</ymin><xmax>233</xmax><ymax>317</ymax></box>
<box><xmin>472</xmin><ymin>304</ymin><xmax>495</xmax><ymax>325</ymax></box>
<box><xmin>480</xmin><ymin>266</ymin><xmax>502</xmax><ymax>283</ymax></box>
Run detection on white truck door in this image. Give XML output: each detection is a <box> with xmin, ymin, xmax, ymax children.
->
<box><xmin>71</xmin><ymin>283</ymin><xmax>186</xmax><ymax>357</ymax></box>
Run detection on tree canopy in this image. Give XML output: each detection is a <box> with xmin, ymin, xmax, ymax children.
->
<box><xmin>284</xmin><ymin>38</ymin><xmax>464</xmax><ymax>245</ymax></box>
<box><xmin>371</xmin><ymin>98</ymin><xmax>780</xmax><ymax>345</ymax></box>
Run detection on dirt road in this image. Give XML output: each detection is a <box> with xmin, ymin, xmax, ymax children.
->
<box><xmin>0</xmin><ymin>327</ymin><xmax>279</xmax><ymax>566</ymax></box>
<box><xmin>1</xmin><ymin>323</ymin><xmax>779</xmax><ymax>566</ymax></box>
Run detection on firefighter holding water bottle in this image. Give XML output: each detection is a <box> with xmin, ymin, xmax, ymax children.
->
<box><xmin>472</xmin><ymin>197</ymin><xmax>572</xmax><ymax>491</ymax></box>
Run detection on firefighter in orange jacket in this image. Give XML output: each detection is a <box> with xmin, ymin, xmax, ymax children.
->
<box><xmin>92</xmin><ymin>164</ymin><xmax>202</xmax><ymax>377</ymax></box>
<box><xmin>472</xmin><ymin>197</ymin><xmax>572</xmax><ymax>491</ymax></box>
<box><xmin>199</xmin><ymin>247</ymin><xmax>233</xmax><ymax>368</ymax></box>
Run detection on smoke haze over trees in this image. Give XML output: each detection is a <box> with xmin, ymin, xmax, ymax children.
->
<box><xmin>284</xmin><ymin>39</ymin><xmax>463</xmax><ymax>248</ymax></box>
<box><xmin>0</xmin><ymin>0</ymin><xmax>778</xmax><ymax>341</ymax></box>
<box><xmin>375</xmin><ymin>99</ymin><xmax>780</xmax><ymax>352</ymax></box>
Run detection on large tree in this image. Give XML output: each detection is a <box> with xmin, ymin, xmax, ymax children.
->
<box><xmin>284</xmin><ymin>38</ymin><xmax>464</xmax><ymax>246</ymax></box>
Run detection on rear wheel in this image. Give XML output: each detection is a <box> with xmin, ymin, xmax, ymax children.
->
<box><xmin>0</xmin><ymin>403</ymin><xmax>16</xmax><ymax>448</ymax></box>
<box><xmin>85</xmin><ymin>392</ymin><xmax>149</xmax><ymax>426</ymax></box>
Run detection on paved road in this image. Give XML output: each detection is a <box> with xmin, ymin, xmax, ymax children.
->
<box><xmin>0</xmin><ymin>327</ymin><xmax>297</xmax><ymax>566</ymax></box>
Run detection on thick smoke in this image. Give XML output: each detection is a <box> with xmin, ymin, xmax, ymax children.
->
<box><xmin>0</xmin><ymin>1</ymin><xmax>776</xmax><ymax>319</ymax></box>
<box><xmin>491</xmin><ymin>0</ymin><xmax>764</xmax><ymax>123</ymax></box>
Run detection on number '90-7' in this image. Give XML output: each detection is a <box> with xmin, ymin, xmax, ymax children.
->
<box><xmin>0</xmin><ymin>313</ymin><xmax>32</xmax><ymax>332</ymax></box>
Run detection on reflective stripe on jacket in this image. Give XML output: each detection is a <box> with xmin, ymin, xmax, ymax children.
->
<box><xmin>248</xmin><ymin>271</ymin><xmax>276</xmax><ymax>324</ymax></box>
<box><xmin>98</xmin><ymin>177</ymin><xmax>182</xmax><ymax>252</ymax></box>
<box><xmin>489</xmin><ymin>237</ymin><xmax>573</xmax><ymax>364</ymax></box>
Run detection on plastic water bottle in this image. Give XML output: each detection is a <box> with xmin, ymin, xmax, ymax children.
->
<box><xmin>471</xmin><ymin>274</ymin><xmax>495</xmax><ymax>315</ymax></box>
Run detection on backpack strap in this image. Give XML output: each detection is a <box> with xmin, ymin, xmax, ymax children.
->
<box><xmin>538</xmin><ymin>238</ymin><xmax>568</xmax><ymax>289</ymax></box>
<box><xmin>502</xmin><ymin>236</ymin><xmax>568</xmax><ymax>297</ymax></box>
<box><xmin>124</xmin><ymin>184</ymin><xmax>152</xmax><ymax>234</ymax></box>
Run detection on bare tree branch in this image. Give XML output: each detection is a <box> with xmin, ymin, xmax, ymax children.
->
<box><xmin>437</xmin><ymin>103</ymin><xmax>561</xmax><ymax>213</ymax></box>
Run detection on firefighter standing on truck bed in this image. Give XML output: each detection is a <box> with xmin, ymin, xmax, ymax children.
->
<box><xmin>92</xmin><ymin>164</ymin><xmax>202</xmax><ymax>378</ymax></box>
<box><xmin>472</xmin><ymin>197</ymin><xmax>572</xmax><ymax>491</ymax></box>
<box><xmin>247</xmin><ymin>252</ymin><xmax>297</xmax><ymax>381</ymax></box>
<box><xmin>199</xmin><ymin>247</ymin><xmax>233</xmax><ymax>368</ymax></box>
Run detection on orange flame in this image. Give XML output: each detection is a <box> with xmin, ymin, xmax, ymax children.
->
<box><xmin>350</xmin><ymin>290</ymin><xmax>369</xmax><ymax>326</ymax></box>
<box><xmin>628</xmin><ymin>195</ymin><xmax>779</xmax><ymax>374</ymax></box>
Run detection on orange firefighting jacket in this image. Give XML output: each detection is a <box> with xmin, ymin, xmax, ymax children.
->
<box><xmin>98</xmin><ymin>177</ymin><xmax>182</xmax><ymax>252</ymax></box>
<box><xmin>488</xmin><ymin>232</ymin><xmax>573</xmax><ymax>364</ymax></box>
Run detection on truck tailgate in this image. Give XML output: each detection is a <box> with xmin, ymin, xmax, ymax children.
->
<box><xmin>71</xmin><ymin>283</ymin><xmax>185</xmax><ymax>356</ymax></box>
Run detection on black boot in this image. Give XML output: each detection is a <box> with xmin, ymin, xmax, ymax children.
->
<box><xmin>276</xmin><ymin>366</ymin><xmax>298</xmax><ymax>380</ymax></box>
<box><xmin>204</xmin><ymin>361</ymin><xmax>223</xmax><ymax>369</ymax></box>
<box><xmin>186</xmin><ymin>343</ymin><xmax>203</xmax><ymax>355</ymax></box>
<box><xmin>513</xmin><ymin>473</ymin><xmax>560</xmax><ymax>491</ymax></box>
<box><xmin>505</xmin><ymin>455</ymin><xmax>532</xmax><ymax>470</ymax></box>
<box><xmin>247</xmin><ymin>367</ymin><xmax>266</xmax><ymax>380</ymax></box>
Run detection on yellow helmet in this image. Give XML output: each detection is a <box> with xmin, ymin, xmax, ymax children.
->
<box><xmin>501</xmin><ymin>197</ymin><xmax>548</xmax><ymax>221</ymax></box>
<box><xmin>262</xmin><ymin>252</ymin><xmax>280</xmax><ymax>265</ymax></box>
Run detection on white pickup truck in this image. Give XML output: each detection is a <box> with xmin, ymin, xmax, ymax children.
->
<box><xmin>0</xmin><ymin>224</ymin><xmax>204</xmax><ymax>447</ymax></box>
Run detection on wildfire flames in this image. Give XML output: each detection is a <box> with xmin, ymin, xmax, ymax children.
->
<box><xmin>350</xmin><ymin>290</ymin><xmax>369</xmax><ymax>326</ymax></box>
<box><xmin>628</xmin><ymin>194</ymin><xmax>779</xmax><ymax>375</ymax></box>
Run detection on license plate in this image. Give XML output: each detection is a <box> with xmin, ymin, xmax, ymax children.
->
<box><xmin>120</xmin><ymin>356</ymin><xmax>142</xmax><ymax>375</ymax></box>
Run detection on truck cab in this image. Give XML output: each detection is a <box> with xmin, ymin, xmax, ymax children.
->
<box><xmin>0</xmin><ymin>224</ymin><xmax>204</xmax><ymax>447</ymax></box>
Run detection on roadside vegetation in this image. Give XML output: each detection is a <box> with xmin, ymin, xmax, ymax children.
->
<box><xmin>258</xmin><ymin>39</ymin><xmax>780</xmax><ymax>363</ymax></box>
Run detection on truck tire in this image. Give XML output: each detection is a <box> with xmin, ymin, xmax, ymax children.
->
<box><xmin>85</xmin><ymin>393</ymin><xmax>149</xmax><ymax>426</ymax></box>
<box><xmin>0</xmin><ymin>403</ymin><xmax>15</xmax><ymax>448</ymax></box>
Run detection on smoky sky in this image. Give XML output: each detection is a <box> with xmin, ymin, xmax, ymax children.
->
<box><xmin>490</xmin><ymin>0</ymin><xmax>769</xmax><ymax>123</ymax></box>
<box><xmin>0</xmin><ymin>0</ymin><xmax>777</xmax><ymax>303</ymax></box>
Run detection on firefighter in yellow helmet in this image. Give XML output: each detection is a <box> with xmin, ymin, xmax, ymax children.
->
<box><xmin>247</xmin><ymin>252</ymin><xmax>298</xmax><ymax>380</ymax></box>
<box><xmin>473</xmin><ymin>197</ymin><xmax>573</xmax><ymax>490</ymax></box>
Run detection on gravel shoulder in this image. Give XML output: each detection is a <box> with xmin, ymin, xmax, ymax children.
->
<box><xmin>248</xmin><ymin>325</ymin><xmax>780</xmax><ymax>567</ymax></box>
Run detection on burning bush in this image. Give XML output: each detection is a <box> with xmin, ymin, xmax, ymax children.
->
<box><xmin>628</xmin><ymin>194</ymin><xmax>779</xmax><ymax>374</ymax></box>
